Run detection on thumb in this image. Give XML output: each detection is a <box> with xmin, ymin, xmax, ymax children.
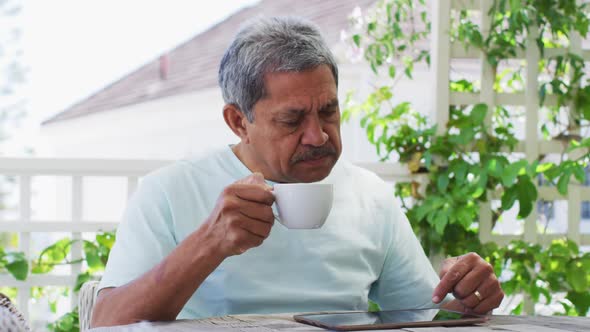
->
<box><xmin>249</xmin><ymin>172</ymin><xmax>266</xmax><ymax>184</ymax></box>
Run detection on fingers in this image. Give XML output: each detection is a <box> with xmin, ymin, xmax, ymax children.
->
<box><xmin>234</xmin><ymin>198</ymin><xmax>275</xmax><ymax>224</ymax></box>
<box><xmin>224</xmin><ymin>184</ymin><xmax>275</xmax><ymax>206</ymax></box>
<box><xmin>432</xmin><ymin>257</ymin><xmax>473</xmax><ymax>303</ymax></box>
<box><xmin>214</xmin><ymin>177</ymin><xmax>276</xmax><ymax>257</ymax></box>
<box><xmin>235</xmin><ymin>214</ymin><xmax>273</xmax><ymax>238</ymax></box>
<box><xmin>433</xmin><ymin>253</ymin><xmax>504</xmax><ymax>314</ymax></box>
<box><xmin>220</xmin><ymin>198</ymin><xmax>274</xmax><ymax>252</ymax></box>
<box><xmin>472</xmin><ymin>287</ymin><xmax>504</xmax><ymax>314</ymax></box>
<box><xmin>439</xmin><ymin>256</ymin><xmax>459</xmax><ymax>278</ymax></box>
<box><xmin>220</xmin><ymin>188</ymin><xmax>274</xmax><ymax>223</ymax></box>
<box><xmin>451</xmin><ymin>262</ymin><xmax>494</xmax><ymax>299</ymax></box>
<box><xmin>226</xmin><ymin>215</ymin><xmax>272</xmax><ymax>255</ymax></box>
<box><xmin>458</xmin><ymin>275</ymin><xmax>498</xmax><ymax>309</ymax></box>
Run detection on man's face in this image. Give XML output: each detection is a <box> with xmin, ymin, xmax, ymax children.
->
<box><xmin>242</xmin><ymin>65</ymin><xmax>342</xmax><ymax>183</ymax></box>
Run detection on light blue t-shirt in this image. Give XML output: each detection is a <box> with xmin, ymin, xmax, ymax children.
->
<box><xmin>99</xmin><ymin>146</ymin><xmax>442</xmax><ymax>319</ymax></box>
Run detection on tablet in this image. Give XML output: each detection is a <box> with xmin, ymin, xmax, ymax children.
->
<box><xmin>293</xmin><ymin>308</ymin><xmax>488</xmax><ymax>331</ymax></box>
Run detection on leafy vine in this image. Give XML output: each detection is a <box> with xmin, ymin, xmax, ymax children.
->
<box><xmin>344</xmin><ymin>0</ymin><xmax>590</xmax><ymax>315</ymax></box>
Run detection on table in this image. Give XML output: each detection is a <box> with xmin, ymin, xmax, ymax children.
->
<box><xmin>89</xmin><ymin>313</ymin><xmax>590</xmax><ymax>331</ymax></box>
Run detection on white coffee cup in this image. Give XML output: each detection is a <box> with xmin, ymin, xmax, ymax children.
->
<box><xmin>272</xmin><ymin>183</ymin><xmax>333</xmax><ymax>229</ymax></box>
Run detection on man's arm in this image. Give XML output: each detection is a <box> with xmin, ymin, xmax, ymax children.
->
<box><xmin>368</xmin><ymin>197</ymin><xmax>445</xmax><ymax>312</ymax></box>
<box><xmin>91</xmin><ymin>173</ymin><xmax>275</xmax><ymax>327</ymax></box>
<box><xmin>92</xmin><ymin>225</ymin><xmax>224</xmax><ymax>326</ymax></box>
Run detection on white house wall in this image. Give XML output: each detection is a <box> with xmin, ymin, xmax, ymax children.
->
<box><xmin>41</xmin><ymin>88</ymin><xmax>232</xmax><ymax>159</ymax></box>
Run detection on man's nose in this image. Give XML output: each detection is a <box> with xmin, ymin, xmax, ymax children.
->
<box><xmin>301</xmin><ymin>116</ymin><xmax>329</xmax><ymax>147</ymax></box>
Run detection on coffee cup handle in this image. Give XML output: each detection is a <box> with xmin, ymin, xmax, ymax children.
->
<box><xmin>270</xmin><ymin>189</ymin><xmax>283</xmax><ymax>224</ymax></box>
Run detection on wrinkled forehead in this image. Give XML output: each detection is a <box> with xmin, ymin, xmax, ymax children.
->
<box><xmin>273</xmin><ymin>97</ymin><xmax>340</xmax><ymax>115</ymax></box>
<box><xmin>259</xmin><ymin>69</ymin><xmax>338</xmax><ymax>113</ymax></box>
<box><xmin>263</xmin><ymin>65</ymin><xmax>336</xmax><ymax>93</ymax></box>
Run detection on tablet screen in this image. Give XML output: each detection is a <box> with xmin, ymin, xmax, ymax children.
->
<box><xmin>296</xmin><ymin>308</ymin><xmax>479</xmax><ymax>327</ymax></box>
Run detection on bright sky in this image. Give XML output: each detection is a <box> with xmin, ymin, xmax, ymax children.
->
<box><xmin>5</xmin><ymin>0</ymin><xmax>259</xmax><ymax>155</ymax></box>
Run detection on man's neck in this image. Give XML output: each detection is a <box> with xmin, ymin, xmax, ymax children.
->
<box><xmin>231</xmin><ymin>143</ymin><xmax>265</xmax><ymax>177</ymax></box>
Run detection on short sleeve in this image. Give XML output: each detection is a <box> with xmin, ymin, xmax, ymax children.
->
<box><xmin>369</xmin><ymin>200</ymin><xmax>442</xmax><ymax>316</ymax></box>
<box><xmin>98</xmin><ymin>175</ymin><xmax>177</xmax><ymax>292</ymax></box>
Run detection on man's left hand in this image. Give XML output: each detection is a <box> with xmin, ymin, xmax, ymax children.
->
<box><xmin>432</xmin><ymin>252</ymin><xmax>504</xmax><ymax>314</ymax></box>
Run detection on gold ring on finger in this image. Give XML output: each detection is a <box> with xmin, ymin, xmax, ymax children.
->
<box><xmin>474</xmin><ymin>290</ymin><xmax>483</xmax><ymax>302</ymax></box>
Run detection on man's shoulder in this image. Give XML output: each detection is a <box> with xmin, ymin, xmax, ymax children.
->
<box><xmin>334</xmin><ymin>160</ymin><xmax>395</xmax><ymax>207</ymax></box>
<box><xmin>335</xmin><ymin>160</ymin><xmax>389</xmax><ymax>188</ymax></box>
<box><xmin>140</xmin><ymin>147</ymin><xmax>230</xmax><ymax>191</ymax></box>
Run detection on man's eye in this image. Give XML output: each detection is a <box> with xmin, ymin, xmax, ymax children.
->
<box><xmin>282</xmin><ymin>119</ymin><xmax>301</xmax><ymax>127</ymax></box>
<box><xmin>322</xmin><ymin>109</ymin><xmax>338</xmax><ymax>117</ymax></box>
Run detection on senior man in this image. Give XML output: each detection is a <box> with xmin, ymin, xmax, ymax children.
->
<box><xmin>91</xmin><ymin>16</ymin><xmax>503</xmax><ymax>328</ymax></box>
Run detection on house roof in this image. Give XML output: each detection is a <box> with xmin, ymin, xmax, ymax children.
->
<box><xmin>43</xmin><ymin>0</ymin><xmax>377</xmax><ymax>125</ymax></box>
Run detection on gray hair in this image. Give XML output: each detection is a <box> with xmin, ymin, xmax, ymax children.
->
<box><xmin>218</xmin><ymin>16</ymin><xmax>339</xmax><ymax>122</ymax></box>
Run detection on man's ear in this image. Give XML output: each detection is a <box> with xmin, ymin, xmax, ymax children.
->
<box><xmin>223</xmin><ymin>104</ymin><xmax>250</xmax><ymax>143</ymax></box>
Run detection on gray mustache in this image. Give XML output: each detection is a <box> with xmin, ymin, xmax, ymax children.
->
<box><xmin>291</xmin><ymin>145</ymin><xmax>337</xmax><ymax>164</ymax></box>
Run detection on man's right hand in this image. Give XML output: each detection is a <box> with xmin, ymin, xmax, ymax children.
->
<box><xmin>203</xmin><ymin>172</ymin><xmax>275</xmax><ymax>257</ymax></box>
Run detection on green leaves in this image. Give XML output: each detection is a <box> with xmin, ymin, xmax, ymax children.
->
<box><xmin>0</xmin><ymin>231</ymin><xmax>116</xmax><ymax>331</ymax></box>
<box><xmin>74</xmin><ymin>272</ymin><xmax>92</xmax><ymax>292</ymax></box>
<box><xmin>494</xmin><ymin>159</ymin><xmax>538</xmax><ymax>218</ymax></box>
<box><xmin>565</xmin><ymin>291</ymin><xmax>590</xmax><ymax>316</ymax></box>
<box><xmin>566</xmin><ymin>261</ymin><xmax>588</xmax><ymax>293</ymax></box>
<box><xmin>501</xmin><ymin>186</ymin><xmax>518</xmax><ymax>211</ymax></box>
<box><xmin>501</xmin><ymin>160</ymin><xmax>528</xmax><ymax>187</ymax></box>
<box><xmin>515</xmin><ymin>176</ymin><xmax>537</xmax><ymax>219</ymax></box>
<box><xmin>32</xmin><ymin>237</ymin><xmax>73</xmax><ymax>274</ymax></box>
<box><xmin>29</xmin><ymin>232</ymin><xmax>114</xmax><ymax>276</ymax></box>
<box><xmin>486</xmin><ymin>157</ymin><xmax>505</xmax><ymax>178</ymax></box>
<box><xmin>450</xmin><ymin>79</ymin><xmax>476</xmax><ymax>92</ymax></box>
<box><xmin>368</xmin><ymin>300</ymin><xmax>381</xmax><ymax>312</ymax></box>
<box><xmin>352</xmin><ymin>34</ymin><xmax>361</xmax><ymax>47</ymax></box>
<box><xmin>569</xmin><ymin>136</ymin><xmax>590</xmax><ymax>152</ymax></box>
<box><xmin>490</xmin><ymin>239</ymin><xmax>590</xmax><ymax>316</ymax></box>
<box><xmin>471</xmin><ymin>103</ymin><xmax>488</xmax><ymax>124</ymax></box>
<box><xmin>457</xmin><ymin>0</ymin><xmax>590</xmax><ymax>69</ymax></box>
<box><xmin>388</xmin><ymin>65</ymin><xmax>396</xmax><ymax>79</ymax></box>
<box><xmin>344</xmin><ymin>85</ymin><xmax>436</xmax><ymax>163</ymax></box>
<box><xmin>346</xmin><ymin>0</ymin><xmax>590</xmax><ymax>317</ymax></box>
<box><xmin>557</xmin><ymin>172</ymin><xmax>571</xmax><ymax>195</ymax></box>
<box><xmin>346</xmin><ymin>0</ymin><xmax>429</xmax><ymax>80</ymax></box>
<box><xmin>432</xmin><ymin>209</ymin><xmax>450</xmax><ymax>235</ymax></box>
<box><xmin>542</xmin><ymin>159</ymin><xmax>589</xmax><ymax>196</ymax></box>
<box><xmin>0</xmin><ymin>250</ymin><xmax>28</xmax><ymax>280</ymax></box>
<box><xmin>47</xmin><ymin>307</ymin><xmax>79</xmax><ymax>332</ymax></box>
<box><xmin>84</xmin><ymin>241</ymin><xmax>102</xmax><ymax>270</ymax></box>
<box><xmin>436</xmin><ymin>173</ymin><xmax>449</xmax><ymax>192</ymax></box>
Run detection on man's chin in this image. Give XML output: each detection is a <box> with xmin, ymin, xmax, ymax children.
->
<box><xmin>291</xmin><ymin>156</ymin><xmax>337</xmax><ymax>182</ymax></box>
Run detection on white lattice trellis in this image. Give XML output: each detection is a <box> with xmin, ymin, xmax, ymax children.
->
<box><xmin>0</xmin><ymin>158</ymin><xmax>169</xmax><ymax>322</ymax></box>
<box><xmin>432</xmin><ymin>0</ymin><xmax>590</xmax><ymax>313</ymax></box>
